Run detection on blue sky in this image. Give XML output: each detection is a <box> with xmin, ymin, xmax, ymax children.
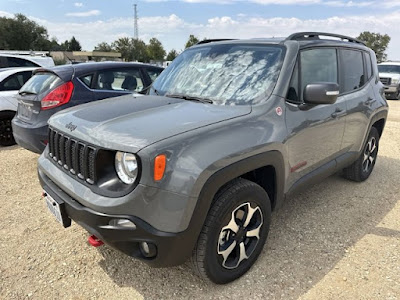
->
<box><xmin>1</xmin><ymin>0</ymin><xmax>400</xmax><ymax>59</ymax></box>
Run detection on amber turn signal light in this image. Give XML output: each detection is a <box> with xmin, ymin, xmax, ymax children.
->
<box><xmin>154</xmin><ymin>154</ymin><xmax>166</xmax><ymax>181</ymax></box>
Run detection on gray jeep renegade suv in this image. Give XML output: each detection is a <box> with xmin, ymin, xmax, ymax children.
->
<box><xmin>38</xmin><ymin>32</ymin><xmax>388</xmax><ymax>284</ymax></box>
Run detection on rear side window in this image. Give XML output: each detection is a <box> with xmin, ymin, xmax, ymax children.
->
<box><xmin>0</xmin><ymin>71</ymin><xmax>33</xmax><ymax>91</ymax></box>
<box><xmin>364</xmin><ymin>52</ymin><xmax>373</xmax><ymax>80</ymax></box>
<box><xmin>145</xmin><ymin>68</ymin><xmax>163</xmax><ymax>82</ymax></box>
<box><xmin>79</xmin><ymin>74</ymin><xmax>93</xmax><ymax>88</ymax></box>
<box><xmin>95</xmin><ymin>69</ymin><xmax>144</xmax><ymax>92</ymax></box>
<box><xmin>19</xmin><ymin>72</ymin><xmax>62</xmax><ymax>95</ymax></box>
<box><xmin>7</xmin><ymin>57</ymin><xmax>38</xmax><ymax>68</ymax></box>
<box><xmin>341</xmin><ymin>50</ymin><xmax>365</xmax><ymax>93</ymax></box>
<box><xmin>300</xmin><ymin>48</ymin><xmax>338</xmax><ymax>100</ymax></box>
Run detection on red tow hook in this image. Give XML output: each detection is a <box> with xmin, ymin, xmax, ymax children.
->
<box><xmin>88</xmin><ymin>235</ymin><xmax>104</xmax><ymax>247</ymax></box>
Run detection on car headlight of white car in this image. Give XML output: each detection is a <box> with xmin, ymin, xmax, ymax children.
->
<box><xmin>115</xmin><ymin>152</ymin><xmax>139</xmax><ymax>184</ymax></box>
<box><xmin>392</xmin><ymin>78</ymin><xmax>400</xmax><ymax>85</ymax></box>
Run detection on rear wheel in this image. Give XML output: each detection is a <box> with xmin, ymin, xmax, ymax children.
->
<box><xmin>343</xmin><ymin>127</ymin><xmax>379</xmax><ymax>182</ymax></box>
<box><xmin>191</xmin><ymin>178</ymin><xmax>271</xmax><ymax>284</ymax></box>
<box><xmin>0</xmin><ymin>111</ymin><xmax>16</xmax><ymax>147</ymax></box>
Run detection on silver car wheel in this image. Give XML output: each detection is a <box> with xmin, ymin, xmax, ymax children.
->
<box><xmin>362</xmin><ymin>136</ymin><xmax>377</xmax><ymax>173</ymax></box>
<box><xmin>217</xmin><ymin>202</ymin><xmax>263</xmax><ymax>269</ymax></box>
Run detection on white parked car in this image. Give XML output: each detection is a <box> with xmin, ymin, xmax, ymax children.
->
<box><xmin>0</xmin><ymin>67</ymin><xmax>37</xmax><ymax>146</ymax></box>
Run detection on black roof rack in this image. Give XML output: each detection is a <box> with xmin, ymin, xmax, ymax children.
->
<box><xmin>196</xmin><ymin>39</ymin><xmax>236</xmax><ymax>45</ymax></box>
<box><xmin>286</xmin><ymin>32</ymin><xmax>366</xmax><ymax>46</ymax></box>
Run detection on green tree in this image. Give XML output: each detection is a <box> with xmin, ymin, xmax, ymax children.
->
<box><xmin>94</xmin><ymin>42</ymin><xmax>113</xmax><ymax>52</ymax></box>
<box><xmin>60</xmin><ymin>36</ymin><xmax>82</xmax><ymax>51</ymax></box>
<box><xmin>132</xmin><ymin>39</ymin><xmax>150</xmax><ymax>62</ymax></box>
<box><xmin>69</xmin><ymin>36</ymin><xmax>82</xmax><ymax>51</ymax></box>
<box><xmin>48</xmin><ymin>37</ymin><xmax>63</xmax><ymax>51</ymax></box>
<box><xmin>60</xmin><ymin>40</ymin><xmax>70</xmax><ymax>51</ymax></box>
<box><xmin>357</xmin><ymin>31</ymin><xmax>391</xmax><ymax>63</ymax></box>
<box><xmin>0</xmin><ymin>13</ymin><xmax>52</xmax><ymax>50</ymax></box>
<box><xmin>166</xmin><ymin>49</ymin><xmax>179</xmax><ymax>61</ymax></box>
<box><xmin>147</xmin><ymin>37</ymin><xmax>166</xmax><ymax>61</ymax></box>
<box><xmin>112</xmin><ymin>37</ymin><xmax>133</xmax><ymax>60</ymax></box>
<box><xmin>112</xmin><ymin>37</ymin><xmax>150</xmax><ymax>62</ymax></box>
<box><xmin>185</xmin><ymin>34</ymin><xmax>200</xmax><ymax>49</ymax></box>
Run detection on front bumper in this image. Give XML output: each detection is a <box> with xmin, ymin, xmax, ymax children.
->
<box><xmin>12</xmin><ymin>117</ymin><xmax>48</xmax><ymax>153</ymax></box>
<box><xmin>38</xmin><ymin>161</ymin><xmax>201</xmax><ymax>267</ymax></box>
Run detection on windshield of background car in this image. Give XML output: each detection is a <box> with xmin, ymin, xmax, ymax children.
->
<box><xmin>378</xmin><ymin>65</ymin><xmax>400</xmax><ymax>73</ymax></box>
<box><xmin>19</xmin><ymin>72</ymin><xmax>62</xmax><ymax>95</ymax></box>
<box><xmin>151</xmin><ymin>44</ymin><xmax>284</xmax><ymax>105</ymax></box>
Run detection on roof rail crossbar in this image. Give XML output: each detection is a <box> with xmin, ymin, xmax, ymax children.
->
<box><xmin>196</xmin><ymin>39</ymin><xmax>236</xmax><ymax>45</ymax></box>
<box><xmin>286</xmin><ymin>32</ymin><xmax>366</xmax><ymax>46</ymax></box>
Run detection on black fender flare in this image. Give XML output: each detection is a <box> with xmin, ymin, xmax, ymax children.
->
<box><xmin>178</xmin><ymin>150</ymin><xmax>286</xmax><ymax>262</ymax></box>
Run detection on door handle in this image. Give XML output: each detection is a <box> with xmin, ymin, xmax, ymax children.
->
<box><xmin>331</xmin><ymin>108</ymin><xmax>345</xmax><ymax>118</ymax></box>
<box><xmin>365</xmin><ymin>98</ymin><xmax>376</xmax><ymax>106</ymax></box>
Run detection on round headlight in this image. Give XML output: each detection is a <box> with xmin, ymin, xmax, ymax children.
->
<box><xmin>115</xmin><ymin>152</ymin><xmax>138</xmax><ymax>184</ymax></box>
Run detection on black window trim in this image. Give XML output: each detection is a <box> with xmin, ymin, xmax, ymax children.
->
<box><xmin>286</xmin><ymin>46</ymin><xmax>340</xmax><ymax>105</ymax></box>
<box><xmin>286</xmin><ymin>46</ymin><xmax>376</xmax><ymax>104</ymax></box>
<box><xmin>285</xmin><ymin>53</ymin><xmax>301</xmax><ymax>105</ymax></box>
<box><xmin>363</xmin><ymin>51</ymin><xmax>374</xmax><ymax>81</ymax></box>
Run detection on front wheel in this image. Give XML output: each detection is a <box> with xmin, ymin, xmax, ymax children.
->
<box><xmin>191</xmin><ymin>178</ymin><xmax>271</xmax><ymax>284</ymax></box>
<box><xmin>343</xmin><ymin>127</ymin><xmax>380</xmax><ymax>182</ymax></box>
<box><xmin>0</xmin><ymin>111</ymin><xmax>16</xmax><ymax>147</ymax></box>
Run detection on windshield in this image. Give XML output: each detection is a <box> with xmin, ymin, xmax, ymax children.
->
<box><xmin>378</xmin><ymin>65</ymin><xmax>400</xmax><ymax>74</ymax></box>
<box><xmin>19</xmin><ymin>72</ymin><xmax>62</xmax><ymax>95</ymax></box>
<box><xmin>151</xmin><ymin>44</ymin><xmax>284</xmax><ymax>105</ymax></box>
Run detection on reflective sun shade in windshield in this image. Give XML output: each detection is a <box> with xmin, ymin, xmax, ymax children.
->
<box><xmin>152</xmin><ymin>44</ymin><xmax>284</xmax><ymax>106</ymax></box>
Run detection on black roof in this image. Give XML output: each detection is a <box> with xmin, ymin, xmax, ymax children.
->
<box><xmin>194</xmin><ymin>32</ymin><xmax>370</xmax><ymax>51</ymax></box>
<box><xmin>34</xmin><ymin>61</ymin><xmax>163</xmax><ymax>81</ymax></box>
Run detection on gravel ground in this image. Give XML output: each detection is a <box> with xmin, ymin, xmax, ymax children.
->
<box><xmin>1</xmin><ymin>101</ymin><xmax>399</xmax><ymax>300</ymax></box>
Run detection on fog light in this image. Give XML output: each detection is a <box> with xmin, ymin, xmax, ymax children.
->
<box><xmin>109</xmin><ymin>219</ymin><xmax>136</xmax><ymax>229</ymax></box>
<box><xmin>139</xmin><ymin>242</ymin><xmax>157</xmax><ymax>258</ymax></box>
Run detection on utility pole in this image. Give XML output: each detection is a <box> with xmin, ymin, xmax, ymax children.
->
<box><xmin>133</xmin><ymin>3</ymin><xmax>139</xmax><ymax>40</ymax></box>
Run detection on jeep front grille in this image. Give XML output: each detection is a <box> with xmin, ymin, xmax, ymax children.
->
<box><xmin>48</xmin><ymin>128</ymin><xmax>96</xmax><ymax>184</ymax></box>
<box><xmin>380</xmin><ymin>77</ymin><xmax>391</xmax><ymax>85</ymax></box>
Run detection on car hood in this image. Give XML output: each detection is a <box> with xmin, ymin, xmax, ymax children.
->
<box><xmin>49</xmin><ymin>94</ymin><xmax>252</xmax><ymax>152</ymax></box>
<box><xmin>379</xmin><ymin>72</ymin><xmax>400</xmax><ymax>79</ymax></box>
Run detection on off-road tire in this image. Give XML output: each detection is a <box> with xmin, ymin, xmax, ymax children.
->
<box><xmin>191</xmin><ymin>178</ymin><xmax>271</xmax><ymax>284</ymax></box>
<box><xmin>343</xmin><ymin>127</ymin><xmax>379</xmax><ymax>182</ymax></box>
<box><xmin>0</xmin><ymin>111</ymin><xmax>16</xmax><ymax>147</ymax></box>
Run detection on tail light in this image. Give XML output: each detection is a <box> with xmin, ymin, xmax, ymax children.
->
<box><xmin>41</xmin><ymin>81</ymin><xmax>74</xmax><ymax>110</ymax></box>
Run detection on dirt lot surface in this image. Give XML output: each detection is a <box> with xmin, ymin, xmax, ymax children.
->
<box><xmin>1</xmin><ymin>101</ymin><xmax>399</xmax><ymax>300</ymax></box>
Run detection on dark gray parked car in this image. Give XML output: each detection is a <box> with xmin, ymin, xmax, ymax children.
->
<box><xmin>37</xmin><ymin>33</ymin><xmax>388</xmax><ymax>284</ymax></box>
<box><xmin>12</xmin><ymin>62</ymin><xmax>163</xmax><ymax>153</ymax></box>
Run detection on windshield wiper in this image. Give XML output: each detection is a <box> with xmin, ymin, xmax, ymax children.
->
<box><xmin>165</xmin><ymin>93</ymin><xmax>213</xmax><ymax>104</ymax></box>
<box><xmin>141</xmin><ymin>84</ymin><xmax>160</xmax><ymax>95</ymax></box>
<box><xmin>18</xmin><ymin>91</ymin><xmax>37</xmax><ymax>96</ymax></box>
<box><xmin>151</xmin><ymin>86</ymin><xmax>160</xmax><ymax>96</ymax></box>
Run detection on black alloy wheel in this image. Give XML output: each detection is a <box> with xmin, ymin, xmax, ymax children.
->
<box><xmin>191</xmin><ymin>178</ymin><xmax>271</xmax><ymax>284</ymax></box>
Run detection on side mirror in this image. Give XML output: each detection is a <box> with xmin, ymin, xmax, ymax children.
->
<box><xmin>303</xmin><ymin>82</ymin><xmax>339</xmax><ymax>105</ymax></box>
